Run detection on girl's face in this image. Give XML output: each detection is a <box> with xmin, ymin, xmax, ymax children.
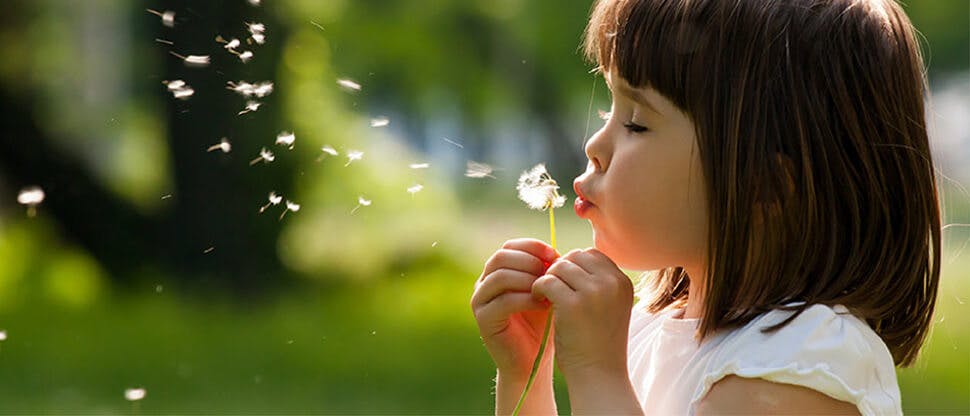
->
<box><xmin>573</xmin><ymin>72</ymin><xmax>709</xmax><ymax>272</ymax></box>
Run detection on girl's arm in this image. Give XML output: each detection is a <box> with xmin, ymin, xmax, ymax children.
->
<box><xmin>495</xmin><ymin>364</ymin><xmax>557</xmax><ymax>415</ymax></box>
<box><xmin>562</xmin><ymin>365</ymin><xmax>641</xmax><ymax>415</ymax></box>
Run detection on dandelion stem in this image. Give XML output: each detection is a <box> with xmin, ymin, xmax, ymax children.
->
<box><xmin>512</xmin><ymin>207</ymin><xmax>557</xmax><ymax>416</ymax></box>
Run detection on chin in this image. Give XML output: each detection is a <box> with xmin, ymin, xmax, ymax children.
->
<box><xmin>593</xmin><ymin>233</ymin><xmax>670</xmax><ymax>271</ymax></box>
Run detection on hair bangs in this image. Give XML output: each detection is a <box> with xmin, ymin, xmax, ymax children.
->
<box><xmin>583</xmin><ymin>0</ymin><xmax>708</xmax><ymax>111</ymax></box>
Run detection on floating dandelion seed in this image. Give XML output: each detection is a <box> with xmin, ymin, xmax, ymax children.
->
<box><xmin>207</xmin><ymin>138</ymin><xmax>231</xmax><ymax>153</ymax></box>
<box><xmin>147</xmin><ymin>9</ymin><xmax>175</xmax><ymax>27</ymax></box>
<box><xmin>336</xmin><ymin>78</ymin><xmax>361</xmax><ymax>92</ymax></box>
<box><xmin>238</xmin><ymin>100</ymin><xmax>262</xmax><ymax>115</ymax></box>
<box><xmin>248</xmin><ymin>0</ymin><xmax>261</xmax><ymax>5</ymax></box>
<box><xmin>203</xmin><ymin>247</ymin><xmax>215</xmax><ymax>254</ymax></box>
<box><xmin>442</xmin><ymin>137</ymin><xmax>464</xmax><ymax>148</ymax></box>
<box><xmin>321</xmin><ymin>145</ymin><xmax>338</xmax><ymax>156</ymax></box>
<box><xmin>169</xmin><ymin>51</ymin><xmax>210</xmax><ymax>67</ymax></box>
<box><xmin>517</xmin><ymin>164</ymin><xmax>566</xmax><ymax>211</ymax></box>
<box><xmin>237</xmin><ymin>50</ymin><xmax>254</xmax><ymax>63</ymax></box>
<box><xmin>279</xmin><ymin>200</ymin><xmax>301</xmax><ymax>220</ymax></box>
<box><xmin>276</xmin><ymin>131</ymin><xmax>295</xmax><ymax>149</ymax></box>
<box><xmin>246</xmin><ymin>22</ymin><xmax>266</xmax><ymax>45</ymax></box>
<box><xmin>598</xmin><ymin>109</ymin><xmax>612</xmax><ymax>120</ymax></box>
<box><xmin>344</xmin><ymin>150</ymin><xmax>364</xmax><ymax>167</ymax></box>
<box><xmin>172</xmin><ymin>88</ymin><xmax>195</xmax><ymax>99</ymax></box>
<box><xmin>217</xmin><ymin>36</ymin><xmax>241</xmax><ymax>50</ymax></box>
<box><xmin>465</xmin><ymin>161</ymin><xmax>495</xmax><ymax>179</ymax></box>
<box><xmin>370</xmin><ymin>117</ymin><xmax>389</xmax><ymax>127</ymax></box>
<box><xmin>164</xmin><ymin>80</ymin><xmax>194</xmax><ymax>100</ymax></box>
<box><xmin>409</xmin><ymin>163</ymin><xmax>430</xmax><ymax>169</ymax></box>
<box><xmin>260</xmin><ymin>191</ymin><xmax>283</xmax><ymax>213</ymax></box>
<box><xmin>249</xmin><ymin>147</ymin><xmax>275</xmax><ymax>165</ymax></box>
<box><xmin>431</xmin><ymin>241</ymin><xmax>438</xmax><ymax>247</ymax></box>
<box><xmin>165</xmin><ymin>80</ymin><xmax>185</xmax><ymax>90</ymax></box>
<box><xmin>0</xmin><ymin>330</ymin><xmax>6</xmax><ymax>341</ymax></box>
<box><xmin>350</xmin><ymin>196</ymin><xmax>372</xmax><ymax>215</ymax></box>
<box><xmin>407</xmin><ymin>184</ymin><xmax>424</xmax><ymax>196</ymax></box>
<box><xmin>125</xmin><ymin>388</ymin><xmax>146</xmax><ymax>401</ymax></box>
<box><xmin>226</xmin><ymin>81</ymin><xmax>273</xmax><ymax>98</ymax></box>
<box><xmin>17</xmin><ymin>186</ymin><xmax>45</xmax><ymax>217</ymax></box>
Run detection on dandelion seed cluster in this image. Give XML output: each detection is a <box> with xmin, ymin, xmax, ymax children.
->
<box><xmin>517</xmin><ymin>164</ymin><xmax>566</xmax><ymax>211</ymax></box>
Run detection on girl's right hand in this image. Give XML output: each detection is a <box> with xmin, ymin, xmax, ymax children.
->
<box><xmin>471</xmin><ymin>238</ymin><xmax>560</xmax><ymax>377</ymax></box>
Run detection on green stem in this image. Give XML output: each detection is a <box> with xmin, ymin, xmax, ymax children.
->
<box><xmin>511</xmin><ymin>208</ymin><xmax>557</xmax><ymax>416</ymax></box>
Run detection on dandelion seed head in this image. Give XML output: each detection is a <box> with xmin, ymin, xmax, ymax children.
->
<box><xmin>370</xmin><ymin>117</ymin><xmax>389</xmax><ymax>127</ymax></box>
<box><xmin>275</xmin><ymin>131</ymin><xmax>295</xmax><ymax>148</ymax></box>
<box><xmin>285</xmin><ymin>200</ymin><xmax>301</xmax><ymax>212</ymax></box>
<box><xmin>336</xmin><ymin>79</ymin><xmax>361</xmax><ymax>91</ymax></box>
<box><xmin>17</xmin><ymin>186</ymin><xmax>45</xmax><ymax>205</ymax></box>
<box><xmin>409</xmin><ymin>163</ymin><xmax>430</xmax><ymax>169</ymax></box>
<box><xmin>516</xmin><ymin>163</ymin><xmax>566</xmax><ymax>211</ymax></box>
<box><xmin>125</xmin><ymin>388</ymin><xmax>146</xmax><ymax>401</ymax></box>
<box><xmin>247</xmin><ymin>22</ymin><xmax>266</xmax><ymax>34</ymax></box>
<box><xmin>407</xmin><ymin>184</ymin><xmax>424</xmax><ymax>195</ymax></box>
<box><xmin>161</xmin><ymin>11</ymin><xmax>175</xmax><ymax>27</ymax></box>
<box><xmin>358</xmin><ymin>196</ymin><xmax>372</xmax><ymax>206</ymax></box>
<box><xmin>238</xmin><ymin>50</ymin><xmax>254</xmax><ymax>63</ymax></box>
<box><xmin>465</xmin><ymin>161</ymin><xmax>494</xmax><ymax>178</ymax></box>
<box><xmin>321</xmin><ymin>145</ymin><xmax>338</xmax><ymax>156</ymax></box>
<box><xmin>224</xmin><ymin>38</ymin><xmax>241</xmax><ymax>50</ymax></box>
<box><xmin>250</xmin><ymin>33</ymin><xmax>266</xmax><ymax>45</ymax></box>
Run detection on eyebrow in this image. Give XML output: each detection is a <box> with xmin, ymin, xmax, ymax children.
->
<box><xmin>610</xmin><ymin>80</ymin><xmax>663</xmax><ymax>117</ymax></box>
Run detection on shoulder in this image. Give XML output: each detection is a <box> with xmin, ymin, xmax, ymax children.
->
<box><xmin>696</xmin><ymin>375</ymin><xmax>860</xmax><ymax>415</ymax></box>
<box><xmin>690</xmin><ymin>304</ymin><xmax>901</xmax><ymax>415</ymax></box>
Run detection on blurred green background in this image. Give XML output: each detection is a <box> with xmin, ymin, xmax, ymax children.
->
<box><xmin>0</xmin><ymin>0</ymin><xmax>967</xmax><ymax>413</ymax></box>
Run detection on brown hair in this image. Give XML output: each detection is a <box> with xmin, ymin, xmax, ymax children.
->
<box><xmin>584</xmin><ymin>0</ymin><xmax>941</xmax><ymax>367</ymax></box>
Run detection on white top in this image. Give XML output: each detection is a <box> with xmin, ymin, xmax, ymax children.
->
<box><xmin>627</xmin><ymin>298</ymin><xmax>902</xmax><ymax>415</ymax></box>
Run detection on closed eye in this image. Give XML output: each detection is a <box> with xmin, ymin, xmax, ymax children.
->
<box><xmin>623</xmin><ymin>122</ymin><xmax>649</xmax><ymax>133</ymax></box>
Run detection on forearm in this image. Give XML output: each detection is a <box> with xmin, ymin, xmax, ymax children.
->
<box><xmin>495</xmin><ymin>364</ymin><xmax>557</xmax><ymax>416</ymax></box>
<box><xmin>563</xmin><ymin>366</ymin><xmax>642</xmax><ymax>415</ymax></box>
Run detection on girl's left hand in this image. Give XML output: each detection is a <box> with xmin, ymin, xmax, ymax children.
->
<box><xmin>531</xmin><ymin>248</ymin><xmax>635</xmax><ymax>380</ymax></box>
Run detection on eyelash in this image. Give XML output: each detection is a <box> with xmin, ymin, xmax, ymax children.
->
<box><xmin>623</xmin><ymin>122</ymin><xmax>649</xmax><ymax>133</ymax></box>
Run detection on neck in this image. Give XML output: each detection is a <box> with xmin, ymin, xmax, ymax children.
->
<box><xmin>681</xmin><ymin>265</ymin><xmax>706</xmax><ymax>320</ymax></box>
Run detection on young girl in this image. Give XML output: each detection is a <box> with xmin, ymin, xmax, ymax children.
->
<box><xmin>471</xmin><ymin>0</ymin><xmax>941</xmax><ymax>414</ymax></box>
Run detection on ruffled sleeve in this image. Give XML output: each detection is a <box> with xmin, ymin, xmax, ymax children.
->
<box><xmin>688</xmin><ymin>304</ymin><xmax>902</xmax><ymax>416</ymax></box>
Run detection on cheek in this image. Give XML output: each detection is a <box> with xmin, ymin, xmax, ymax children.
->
<box><xmin>597</xmin><ymin>161</ymin><xmax>708</xmax><ymax>270</ymax></box>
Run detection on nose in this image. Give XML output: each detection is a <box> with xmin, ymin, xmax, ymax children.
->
<box><xmin>584</xmin><ymin>126</ymin><xmax>611</xmax><ymax>173</ymax></box>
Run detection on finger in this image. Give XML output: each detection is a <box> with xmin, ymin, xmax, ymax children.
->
<box><xmin>472</xmin><ymin>269</ymin><xmax>540</xmax><ymax>308</ymax></box>
<box><xmin>546</xmin><ymin>258</ymin><xmax>593</xmax><ymax>292</ymax></box>
<box><xmin>475</xmin><ymin>292</ymin><xmax>549</xmax><ymax>324</ymax></box>
<box><xmin>481</xmin><ymin>249</ymin><xmax>548</xmax><ymax>281</ymax></box>
<box><xmin>501</xmin><ymin>238</ymin><xmax>559</xmax><ymax>263</ymax></box>
<box><xmin>532</xmin><ymin>274</ymin><xmax>575</xmax><ymax>305</ymax></box>
<box><xmin>573</xmin><ymin>248</ymin><xmax>621</xmax><ymax>275</ymax></box>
